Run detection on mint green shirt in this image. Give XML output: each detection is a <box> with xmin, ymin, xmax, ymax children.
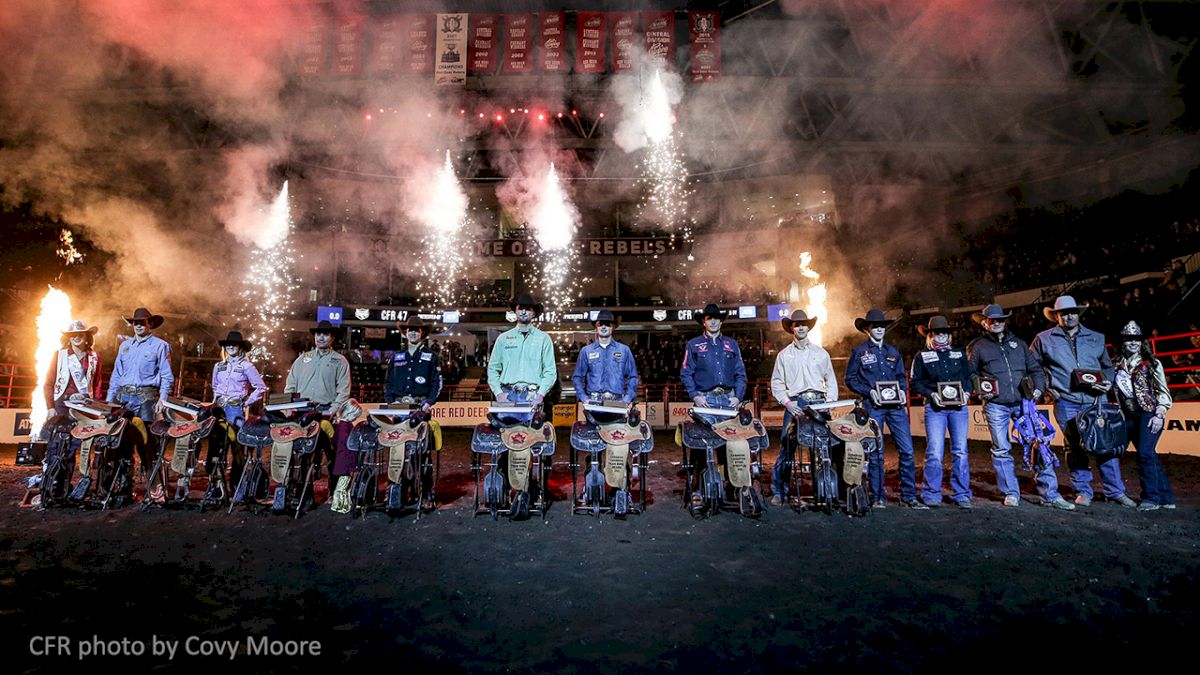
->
<box><xmin>487</xmin><ymin>325</ymin><xmax>557</xmax><ymax>397</ymax></box>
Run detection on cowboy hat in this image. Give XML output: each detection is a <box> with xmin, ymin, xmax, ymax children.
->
<box><xmin>217</xmin><ymin>331</ymin><xmax>252</xmax><ymax>351</ymax></box>
<box><xmin>123</xmin><ymin>307</ymin><xmax>163</xmax><ymax>329</ymax></box>
<box><xmin>1119</xmin><ymin>320</ymin><xmax>1146</xmax><ymax>341</ymax></box>
<box><xmin>917</xmin><ymin>315</ymin><xmax>953</xmax><ymax>336</ymax></box>
<box><xmin>509</xmin><ymin>292</ymin><xmax>544</xmax><ymax>316</ymax></box>
<box><xmin>971</xmin><ymin>303</ymin><xmax>1012</xmax><ymax>325</ymax></box>
<box><xmin>309</xmin><ymin>319</ymin><xmax>341</xmax><ymax>335</ymax></box>
<box><xmin>62</xmin><ymin>320</ymin><xmax>98</xmax><ymax>336</ymax></box>
<box><xmin>853</xmin><ymin>308</ymin><xmax>895</xmax><ymax>333</ymax></box>
<box><xmin>1042</xmin><ymin>295</ymin><xmax>1089</xmax><ymax>322</ymax></box>
<box><xmin>397</xmin><ymin>316</ymin><xmax>431</xmax><ymax>337</ymax></box>
<box><xmin>781</xmin><ymin>309</ymin><xmax>818</xmax><ymax>332</ymax></box>
<box><xmin>695</xmin><ymin>303</ymin><xmax>725</xmax><ymax>325</ymax></box>
<box><xmin>591</xmin><ymin>309</ymin><xmax>620</xmax><ymax>327</ymax></box>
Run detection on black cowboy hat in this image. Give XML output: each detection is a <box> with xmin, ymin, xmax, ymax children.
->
<box><xmin>781</xmin><ymin>309</ymin><xmax>818</xmax><ymax>332</ymax></box>
<box><xmin>218</xmin><ymin>331</ymin><xmax>252</xmax><ymax>351</ymax></box>
<box><xmin>971</xmin><ymin>303</ymin><xmax>1012</xmax><ymax>325</ymax></box>
<box><xmin>123</xmin><ymin>307</ymin><xmax>163</xmax><ymax>330</ymax></box>
<box><xmin>1119</xmin><ymin>320</ymin><xmax>1146</xmax><ymax>341</ymax></box>
<box><xmin>509</xmin><ymin>292</ymin><xmax>544</xmax><ymax>316</ymax></box>
<box><xmin>591</xmin><ymin>309</ymin><xmax>620</xmax><ymax>327</ymax></box>
<box><xmin>917</xmin><ymin>315</ymin><xmax>953</xmax><ymax>336</ymax></box>
<box><xmin>853</xmin><ymin>308</ymin><xmax>895</xmax><ymax>333</ymax></box>
<box><xmin>695</xmin><ymin>303</ymin><xmax>725</xmax><ymax>325</ymax></box>
<box><xmin>309</xmin><ymin>319</ymin><xmax>341</xmax><ymax>335</ymax></box>
<box><xmin>62</xmin><ymin>320</ymin><xmax>99</xmax><ymax>336</ymax></box>
<box><xmin>398</xmin><ymin>316</ymin><xmax>431</xmax><ymax>337</ymax></box>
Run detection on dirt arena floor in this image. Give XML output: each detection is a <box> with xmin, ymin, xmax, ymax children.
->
<box><xmin>3</xmin><ymin>429</ymin><xmax>1198</xmax><ymax>673</ymax></box>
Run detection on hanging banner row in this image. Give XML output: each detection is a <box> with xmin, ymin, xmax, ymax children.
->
<box><xmin>298</xmin><ymin>11</ymin><xmax>721</xmax><ymax>84</ymax></box>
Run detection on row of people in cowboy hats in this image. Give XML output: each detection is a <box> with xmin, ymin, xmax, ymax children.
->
<box><xmin>837</xmin><ymin>296</ymin><xmax>1172</xmax><ymax>510</ymax></box>
<box><xmin>1030</xmin><ymin>297</ymin><xmax>1174</xmax><ymax>510</ymax></box>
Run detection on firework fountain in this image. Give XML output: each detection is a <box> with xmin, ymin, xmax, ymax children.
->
<box><xmin>414</xmin><ymin>151</ymin><xmax>468</xmax><ymax>309</ymax></box>
<box><xmin>236</xmin><ymin>181</ymin><xmax>297</xmax><ymax>366</ymax></box>
<box><xmin>30</xmin><ymin>287</ymin><xmax>73</xmax><ymax>439</ymax></box>
<box><xmin>528</xmin><ymin>163</ymin><xmax>583</xmax><ymax>317</ymax></box>
<box><xmin>616</xmin><ymin>68</ymin><xmax>695</xmax><ymax>255</ymax></box>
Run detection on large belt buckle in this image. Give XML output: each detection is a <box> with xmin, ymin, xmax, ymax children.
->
<box><xmin>797</xmin><ymin>391</ymin><xmax>825</xmax><ymax>404</ymax></box>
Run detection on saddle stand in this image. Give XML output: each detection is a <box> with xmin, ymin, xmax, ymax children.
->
<box><xmin>470</xmin><ymin>403</ymin><xmax>556</xmax><ymax>521</ymax></box>
<box><xmin>676</xmin><ymin>407</ymin><xmax>769</xmax><ymax>519</ymax></box>
<box><xmin>569</xmin><ymin>404</ymin><xmax>654</xmax><ymax>518</ymax></box>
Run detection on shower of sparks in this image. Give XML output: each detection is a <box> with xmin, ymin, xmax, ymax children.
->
<box><xmin>237</xmin><ymin>181</ymin><xmax>297</xmax><ymax>366</ymax></box>
<box><xmin>30</xmin><ymin>286</ymin><xmax>73</xmax><ymax>439</ymax></box>
<box><xmin>631</xmin><ymin>70</ymin><xmax>695</xmax><ymax>276</ymax></box>
<box><xmin>529</xmin><ymin>163</ymin><xmax>582</xmax><ymax>317</ymax></box>
<box><xmin>56</xmin><ymin>229</ymin><xmax>84</xmax><ymax>266</ymax></box>
<box><xmin>796</xmin><ymin>251</ymin><xmax>828</xmax><ymax>346</ymax></box>
<box><xmin>414</xmin><ymin>151</ymin><xmax>468</xmax><ymax>309</ymax></box>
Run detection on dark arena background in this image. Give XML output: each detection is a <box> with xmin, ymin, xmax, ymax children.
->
<box><xmin>2</xmin><ymin>1</ymin><xmax>1200</xmax><ymax>672</ymax></box>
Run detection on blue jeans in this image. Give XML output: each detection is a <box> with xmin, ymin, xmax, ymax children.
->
<box><xmin>922</xmin><ymin>405</ymin><xmax>970</xmax><ymax>504</ymax></box>
<box><xmin>114</xmin><ymin>390</ymin><xmax>158</xmax><ymax>423</ymax></box>
<box><xmin>1125</xmin><ymin>410</ymin><xmax>1174</xmax><ymax>505</ymax></box>
<box><xmin>1054</xmin><ymin>399</ymin><xmax>1126</xmax><ymax>499</ymax></box>
<box><xmin>868</xmin><ymin>405</ymin><xmax>917</xmax><ymax>503</ymax></box>
<box><xmin>693</xmin><ymin>391</ymin><xmax>734</xmax><ymax>427</ymax></box>
<box><xmin>497</xmin><ymin>387</ymin><xmax>536</xmax><ymax>425</ymax></box>
<box><xmin>984</xmin><ymin>401</ymin><xmax>1061</xmax><ymax>501</ymax></box>
<box><xmin>773</xmin><ymin>404</ymin><xmax>801</xmax><ymax>497</ymax></box>
<box><xmin>222</xmin><ymin>405</ymin><xmax>245</xmax><ymax>428</ymax></box>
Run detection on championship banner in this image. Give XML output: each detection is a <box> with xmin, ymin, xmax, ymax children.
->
<box><xmin>468</xmin><ymin>14</ymin><xmax>499</xmax><ymax>74</ymax></box>
<box><xmin>405</xmin><ymin>14</ymin><xmax>434</xmax><ymax>73</ymax></box>
<box><xmin>370</xmin><ymin>15</ymin><xmax>405</xmax><ymax>75</ymax></box>
<box><xmin>643</xmin><ymin>11</ymin><xmax>675</xmax><ymax>71</ymax></box>
<box><xmin>296</xmin><ymin>18</ymin><xmax>327</xmax><ymax>76</ymax></box>
<box><xmin>538</xmin><ymin>12</ymin><xmax>567</xmax><ymax>72</ymax></box>
<box><xmin>434</xmin><ymin>13</ymin><xmax>467</xmax><ymax>86</ymax></box>
<box><xmin>575</xmin><ymin>12</ymin><xmax>606</xmax><ymax>73</ymax></box>
<box><xmin>611</xmin><ymin>12</ymin><xmax>638</xmax><ymax>73</ymax></box>
<box><xmin>688</xmin><ymin>11</ymin><xmax>721</xmax><ymax>81</ymax></box>
<box><xmin>502</xmin><ymin>14</ymin><xmax>533</xmax><ymax>73</ymax></box>
<box><xmin>331</xmin><ymin>15</ymin><xmax>365</xmax><ymax>76</ymax></box>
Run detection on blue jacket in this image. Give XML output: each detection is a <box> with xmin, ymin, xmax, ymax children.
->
<box><xmin>571</xmin><ymin>340</ymin><xmax>639</xmax><ymax>402</ymax></box>
<box><xmin>680</xmin><ymin>334</ymin><xmax>747</xmax><ymax>400</ymax></box>
<box><xmin>967</xmin><ymin>331</ymin><xmax>1043</xmax><ymax>405</ymax></box>
<box><xmin>384</xmin><ymin>345</ymin><xmax>442</xmax><ymax>403</ymax></box>
<box><xmin>844</xmin><ymin>340</ymin><xmax>908</xmax><ymax>406</ymax></box>
<box><xmin>909</xmin><ymin>346</ymin><xmax>976</xmax><ymax>410</ymax></box>
<box><xmin>1028</xmin><ymin>325</ymin><xmax>1113</xmax><ymax>404</ymax></box>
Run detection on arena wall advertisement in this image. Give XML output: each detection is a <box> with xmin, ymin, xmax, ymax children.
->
<box><xmin>907</xmin><ymin>402</ymin><xmax>1200</xmax><ymax>457</ymax></box>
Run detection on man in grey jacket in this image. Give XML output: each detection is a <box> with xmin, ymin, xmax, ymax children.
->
<box><xmin>968</xmin><ymin>304</ymin><xmax>1073</xmax><ymax>509</ymax></box>
<box><xmin>1029</xmin><ymin>296</ymin><xmax>1135</xmax><ymax>508</ymax></box>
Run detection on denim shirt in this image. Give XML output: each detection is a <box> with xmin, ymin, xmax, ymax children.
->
<box><xmin>571</xmin><ymin>339</ymin><xmax>639</xmax><ymax>402</ymax></box>
<box><xmin>844</xmin><ymin>340</ymin><xmax>907</xmax><ymax>399</ymax></box>
<box><xmin>680</xmin><ymin>333</ymin><xmax>747</xmax><ymax>400</ymax></box>
<box><xmin>1029</xmin><ymin>325</ymin><xmax>1114</xmax><ymax>404</ymax></box>
<box><xmin>106</xmin><ymin>334</ymin><xmax>174</xmax><ymax>402</ymax></box>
